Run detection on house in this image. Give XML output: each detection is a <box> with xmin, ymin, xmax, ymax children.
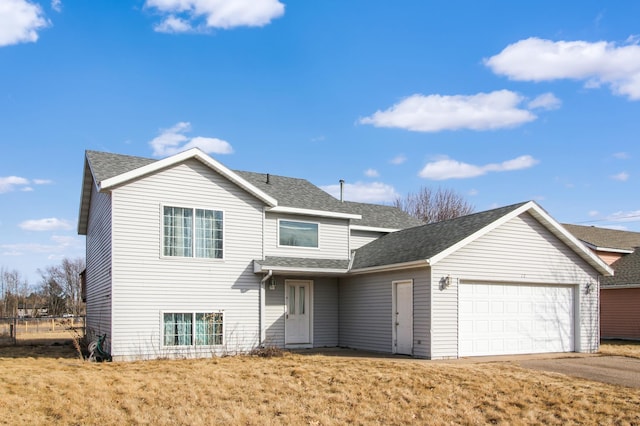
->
<box><xmin>78</xmin><ymin>148</ymin><xmax>613</xmax><ymax>360</ymax></box>
<box><xmin>563</xmin><ymin>224</ymin><xmax>640</xmax><ymax>340</ymax></box>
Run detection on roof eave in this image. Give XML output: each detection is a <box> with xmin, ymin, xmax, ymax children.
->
<box><xmin>99</xmin><ymin>148</ymin><xmax>278</xmax><ymax>207</ymax></box>
<box><xmin>350</xmin><ymin>224</ymin><xmax>399</xmax><ymax>233</ymax></box>
<box><xmin>348</xmin><ymin>259</ymin><xmax>430</xmax><ymax>275</ymax></box>
<box><xmin>267</xmin><ymin>206</ymin><xmax>361</xmax><ymax>220</ymax></box>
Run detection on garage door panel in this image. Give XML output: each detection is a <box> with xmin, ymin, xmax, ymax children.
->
<box><xmin>459</xmin><ymin>283</ymin><xmax>574</xmax><ymax>357</ymax></box>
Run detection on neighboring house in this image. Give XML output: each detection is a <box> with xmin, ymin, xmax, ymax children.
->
<box><xmin>564</xmin><ymin>224</ymin><xmax>640</xmax><ymax>340</ymax></box>
<box><xmin>78</xmin><ymin>148</ymin><xmax>613</xmax><ymax>360</ymax></box>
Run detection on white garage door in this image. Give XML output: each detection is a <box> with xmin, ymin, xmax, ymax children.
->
<box><xmin>459</xmin><ymin>283</ymin><xmax>574</xmax><ymax>357</ymax></box>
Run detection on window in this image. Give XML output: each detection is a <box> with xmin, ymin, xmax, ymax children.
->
<box><xmin>163</xmin><ymin>312</ymin><xmax>223</xmax><ymax>346</ymax></box>
<box><xmin>279</xmin><ymin>220</ymin><xmax>318</xmax><ymax>248</ymax></box>
<box><xmin>163</xmin><ymin>206</ymin><xmax>223</xmax><ymax>258</ymax></box>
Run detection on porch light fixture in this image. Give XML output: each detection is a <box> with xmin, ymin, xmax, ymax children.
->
<box><xmin>269</xmin><ymin>277</ymin><xmax>277</xmax><ymax>291</ymax></box>
<box><xmin>585</xmin><ymin>281</ymin><xmax>594</xmax><ymax>294</ymax></box>
<box><xmin>441</xmin><ymin>275</ymin><xmax>452</xmax><ymax>290</ymax></box>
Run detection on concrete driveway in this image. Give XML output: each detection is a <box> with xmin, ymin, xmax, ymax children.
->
<box><xmin>518</xmin><ymin>355</ymin><xmax>640</xmax><ymax>388</ymax></box>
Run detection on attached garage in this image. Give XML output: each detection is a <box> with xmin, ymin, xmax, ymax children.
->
<box><xmin>459</xmin><ymin>282</ymin><xmax>574</xmax><ymax>356</ymax></box>
<box><xmin>347</xmin><ymin>201</ymin><xmax>614</xmax><ymax>359</ymax></box>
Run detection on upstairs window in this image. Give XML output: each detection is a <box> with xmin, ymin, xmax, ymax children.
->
<box><xmin>163</xmin><ymin>206</ymin><xmax>223</xmax><ymax>258</ymax></box>
<box><xmin>279</xmin><ymin>220</ymin><xmax>319</xmax><ymax>248</ymax></box>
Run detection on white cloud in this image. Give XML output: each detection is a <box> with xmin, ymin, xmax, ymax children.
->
<box><xmin>321</xmin><ymin>181</ymin><xmax>399</xmax><ymax>203</ymax></box>
<box><xmin>611</xmin><ymin>171</ymin><xmax>629</xmax><ymax>181</ymax></box>
<box><xmin>613</xmin><ymin>152</ymin><xmax>630</xmax><ymax>159</ymax></box>
<box><xmin>419</xmin><ymin>155</ymin><xmax>539</xmax><ymax>180</ymax></box>
<box><xmin>145</xmin><ymin>0</ymin><xmax>285</xmax><ymax>33</ymax></box>
<box><xmin>390</xmin><ymin>154</ymin><xmax>407</xmax><ymax>165</ymax></box>
<box><xmin>606</xmin><ymin>210</ymin><xmax>640</xmax><ymax>223</ymax></box>
<box><xmin>468</xmin><ymin>189</ymin><xmax>479</xmax><ymax>196</ymax></box>
<box><xmin>364</xmin><ymin>168</ymin><xmax>379</xmax><ymax>178</ymax></box>
<box><xmin>149</xmin><ymin>122</ymin><xmax>233</xmax><ymax>157</ymax></box>
<box><xmin>588</xmin><ymin>210</ymin><xmax>599</xmax><ymax>217</ymax></box>
<box><xmin>359</xmin><ymin>90</ymin><xmax>537</xmax><ymax>132</ymax></box>
<box><xmin>154</xmin><ymin>15</ymin><xmax>191</xmax><ymax>33</ymax></box>
<box><xmin>485</xmin><ymin>37</ymin><xmax>640</xmax><ymax>100</ymax></box>
<box><xmin>0</xmin><ymin>176</ymin><xmax>30</xmax><ymax>193</ymax></box>
<box><xmin>1</xmin><ymin>234</ymin><xmax>82</xmax><ymax>256</ymax></box>
<box><xmin>0</xmin><ymin>0</ymin><xmax>50</xmax><ymax>47</ymax></box>
<box><xmin>19</xmin><ymin>218</ymin><xmax>73</xmax><ymax>231</ymax></box>
<box><xmin>51</xmin><ymin>0</ymin><xmax>61</xmax><ymax>12</ymax></box>
<box><xmin>528</xmin><ymin>92</ymin><xmax>561</xmax><ymax>110</ymax></box>
<box><xmin>33</xmin><ymin>179</ymin><xmax>53</xmax><ymax>185</ymax></box>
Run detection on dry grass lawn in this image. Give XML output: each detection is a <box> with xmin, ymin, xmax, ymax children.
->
<box><xmin>1</xmin><ymin>343</ymin><xmax>639</xmax><ymax>425</ymax></box>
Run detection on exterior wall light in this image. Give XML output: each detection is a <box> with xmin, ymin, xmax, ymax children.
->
<box><xmin>269</xmin><ymin>277</ymin><xmax>277</xmax><ymax>291</ymax></box>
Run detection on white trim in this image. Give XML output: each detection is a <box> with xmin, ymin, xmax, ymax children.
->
<box><xmin>349</xmin><ymin>260</ymin><xmax>429</xmax><ymax>275</ymax></box>
<box><xmin>267</xmin><ymin>205</ymin><xmax>361</xmax><ymax>220</ymax></box>
<box><xmin>159</xmin><ymin>310</ymin><xmax>225</xmax><ymax>348</ymax></box>
<box><xmin>427</xmin><ymin>201</ymin><xmax>614</xmax><ymax>277</ymax></box>
<box><xmin>99</xmin><ymin>148</ymin><xmax>278</xmax><ymax>207</ymax></box>
<box><xmin>254</xmin><ymin>264</ymin><xmax>349</xmax><ymax>275</ymax></box>
<box><xmin>160</xmin><ymin>204</ymin><xmax>226</xmax><ymax>261</ymax></box>
<box><xmin>350</xmin><ymin>225</ymin><xmax>399</xmax><ymax>233</ymax></box>
<box><xmin>582</xmin><ymin>241</ymin><xmax>633</xmax><ymax>254</ymax></box>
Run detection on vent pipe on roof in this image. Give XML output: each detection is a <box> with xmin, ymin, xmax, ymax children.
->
<box><xmin>266</xmin><ymin>173</ymin><xmax>270</xmax><ymax>184</ymax></box>
<box><xmin>339</xmin><ymin>179</ymin><xmax>345</xmax><ymax>202</ymax></box>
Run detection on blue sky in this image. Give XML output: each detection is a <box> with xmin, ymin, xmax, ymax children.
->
<box><xmin>1</xmin><ymin>0</ymin><xmax>640</xmax><ymax>284</ymax></box>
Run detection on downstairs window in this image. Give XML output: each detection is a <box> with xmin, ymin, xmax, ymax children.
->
<box><xmin>163</xmin><ymin>312</ymin><xmax>223</xmax><ymax>346</ymax></box>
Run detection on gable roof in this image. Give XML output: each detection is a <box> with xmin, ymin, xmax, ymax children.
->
<box><xmin>601</xmin><ymin>248</ymin><xmax>640</xmax><ymax>287</ymax></box>
<box><xmin>351</xmin><ymin>201</ymin><xmax>613</xmax><ymax>276</ymax></box>
<box><xmin>562</xmin><ymin>223</ymin><xmax>640</xmax><ymax>253</ymax></box>
<box><xmin>78</xmin><ymin>149</ymin><xmax>418</xmax><ymax>235</ymax></box>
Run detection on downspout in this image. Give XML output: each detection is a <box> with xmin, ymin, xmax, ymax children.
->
<box><xmin>259</xmin><ymin>269</ymin><xmax>273</xmax><ymax>346</ymax></box>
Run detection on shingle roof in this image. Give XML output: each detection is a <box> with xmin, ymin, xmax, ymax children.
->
<box><xmin>82</xmin><ymin>150</ymin><xmax>419</xmax><ymax>231</ymax></box>
<box><xmin>562</xmin><ymin>224</ymin><xmax>640</xmax><ymax>252</ymax></box>
<box><xmin>601</xmin><ymin>249</ymin><xmax>640</xmax><ymax>286</ymax></box>
<box><xmin>86</xmin><ymin>150</ymin><xmax>156</xmax><ymax>183</ymax></box>
<box><xmin>351</xmin><ymin>202</ymin><xmax>528</xmax><ymax>270</ymax></box>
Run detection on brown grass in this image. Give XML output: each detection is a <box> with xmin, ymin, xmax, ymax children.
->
<box><xmin>0</xmin><ymin>344</ymin><xmax>639</xmax><ymax>425</ymax></box>
<box><xmin>600</xmin><ymin>339</ymin><xmax>640</xmax><ymax>359</ymax></box>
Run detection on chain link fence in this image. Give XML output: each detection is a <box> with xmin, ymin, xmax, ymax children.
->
<box><xmin>0</xmin><ymin>316</ymin><xmax>85</xmax><ymax>346</ymax></box>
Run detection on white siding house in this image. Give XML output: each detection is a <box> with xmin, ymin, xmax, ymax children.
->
<box><xmin>79</xmin><ymin>149</ymin><xmax>612</xmax><ymax>361</ymax></box>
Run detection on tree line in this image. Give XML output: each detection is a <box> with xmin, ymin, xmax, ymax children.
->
<box><xmin>0</xmin><ymin>257</ymin><xmax>85</xmax><ymax>318</ymax></box>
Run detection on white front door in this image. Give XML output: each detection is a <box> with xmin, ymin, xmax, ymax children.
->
<box><xmin>285</xmin><ymin>280</ymin><xmax>312</xmax><ymax>345</ymax></box>
<box><xmin>393</xmin><ymin>280</ymin><xmax>413</xmax><ymax>355</ymax></box>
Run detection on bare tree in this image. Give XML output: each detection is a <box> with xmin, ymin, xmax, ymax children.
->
<box><xmin>38</xmin><ymin>257</ymin><xmax>86</xmax><ymax>316</ymax></box>
<box><xmin>0</xmin><ymin>267</ymin><xmax>29</xmax><ymax>317</ymax></box>
<box><xmin>394</xmin><ymin>187</ymin><xmax>474</xmax><ymax>224</ymax></box>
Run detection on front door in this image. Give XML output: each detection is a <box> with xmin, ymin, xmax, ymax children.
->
<box><xmin>285</xmin><ymin>280</ymin><xmax>312</xmax><ymax>345</ymax></box>
<box><xmin>394</xmin><ymin>280</ymin><xmax>413</xmax><ymax>355</ymax></box>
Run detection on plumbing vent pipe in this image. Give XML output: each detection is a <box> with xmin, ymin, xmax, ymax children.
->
<box><xmin>339</xmin><ymin>179</ymin><xmax>345</xmax><ymax>202</ymax></box>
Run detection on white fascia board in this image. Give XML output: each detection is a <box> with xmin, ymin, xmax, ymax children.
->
<box><xmin>583</xmin><ymin>242</ymin><xmax>633</xmax><ymax>254</ymax></box>
<box><xmin>527</xmin><ymin>204</ymin><xmax>615</xmax><ymax>277</ymax></box>
<box><xmin>267</xmin><ymin>206</ymin><xmax>361</xmax><ymax>220</ymax></box>
<box><xmin>99</xmin><ymin>148</ymin><xmax>278</xmax><ymax>207</ymax></box>
<box><xmin>426</xmin><ymin>200</ymin><xmax>614</xmax><ymax>277</ymax></box>
<box><xmin>350</xmin><ymin>225</ymin><xmax>399</xmax><ymax>233</ymax></box>
<box><xmin>348</xmin><ymin>259</ymin><xmax>429</xmax><ymax>275</ymax></box>
<box><xmin>254</xmin><ymin>263</ymin><xmax>349</xmax><ymax>275</ymax></box>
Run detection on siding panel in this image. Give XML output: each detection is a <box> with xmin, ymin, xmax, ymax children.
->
<box><xmin>85</xmin><ymin>184</ymin><xmax>113</xmax><ymax>349</ymax></box>
<box><xmin>339</xmin><ymin>269</ymin><xmax>430</xmax><ymax>355</ymax></box>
